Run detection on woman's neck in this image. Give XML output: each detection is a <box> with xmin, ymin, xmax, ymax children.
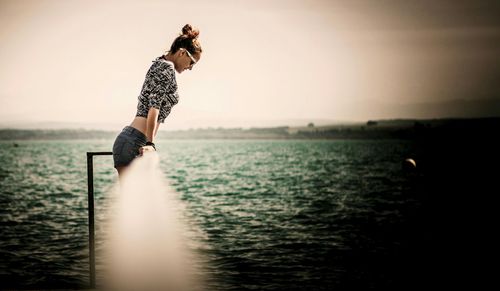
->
<box><xmin>164</xmin><ymin>53</ymin><xmax>176</xmax><ymax>63</ymax></box>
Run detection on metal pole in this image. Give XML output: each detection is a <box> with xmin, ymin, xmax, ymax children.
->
<box><xmin>86</xmin><ymin>151</ymin><xmax>112</xmax><ymax>289</ymax></box>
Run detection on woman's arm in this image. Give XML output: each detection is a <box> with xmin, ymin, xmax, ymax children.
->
<box><xmin>145</xmin><ymin>107</ymin><xmax>159</xmax><ymax>142</ymax></box>
<box><xmin>154</xmin><ymin>121</ymin><xmax>160</xmax><ymax>138</ymax></box>
<box><xmin>139</xmin><ymin>107</ymin><xmax>159</xmax><ymax>156</ymax></box>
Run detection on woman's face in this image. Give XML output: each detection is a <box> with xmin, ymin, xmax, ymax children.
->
<box><xmin>175</xmin><ymin>49</ymin><xmax>201</xmax><ymax>74</ymax></box>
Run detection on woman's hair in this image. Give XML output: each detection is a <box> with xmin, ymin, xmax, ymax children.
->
<box><xmin>168</xmin><ymin>24</ymin><xmax>203</xmax><ymax>55</ymax></box>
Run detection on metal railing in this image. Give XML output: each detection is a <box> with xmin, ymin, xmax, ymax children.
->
<box><xmin>86</xmin><ymin>151</ymin><xmax>112</xmax><ymax>288</ymax></box>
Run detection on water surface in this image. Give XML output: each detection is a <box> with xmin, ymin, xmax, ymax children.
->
<box><xmin>0</xmin><ymin>139</ymin><xmax>424</xmax><ymax>290</ymax></box>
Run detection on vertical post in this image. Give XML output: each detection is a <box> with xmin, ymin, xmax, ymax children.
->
<box><xmin>86</xmin><ymin>151</ymin><xmax>112</xmax><ymax>288</ymax></box>
<box><xmin>86</xmin><ymin>152</ymin><xmax>96</xmax><ymax>289</ymax></box>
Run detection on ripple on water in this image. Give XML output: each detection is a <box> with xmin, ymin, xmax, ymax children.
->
<box><xmin>0</xmin><ymin>139</ymin><xmax>423</xmax><ymax>289</ymax></box>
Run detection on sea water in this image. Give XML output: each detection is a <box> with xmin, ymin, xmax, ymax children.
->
<box><xmin>0</xmin><ymin>139</ymin><xmax>423</xmax><ymax>290</ymax></box>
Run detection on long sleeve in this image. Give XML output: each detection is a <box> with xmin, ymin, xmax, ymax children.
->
<box><xmin>136</xmin><ymin>59</ymin><xmax>179</xmax><ymax>123</ymax></box>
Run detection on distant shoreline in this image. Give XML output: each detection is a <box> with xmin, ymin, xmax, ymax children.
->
<box><xmin>1</xmin><ymin>118</ymin><xmax>498</xmax><ymax>141</ymax></box>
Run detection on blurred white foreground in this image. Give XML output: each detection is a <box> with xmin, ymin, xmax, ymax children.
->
<box><xmin>102</xmin><ymin>151</ymin><xmax>203</xmax><ymax>290</ymax></box>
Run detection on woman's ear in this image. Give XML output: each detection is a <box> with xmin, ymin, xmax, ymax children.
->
<box><xmin>172</xmin><ymin>49</ymin><xmax>183</xmax><ymax>58</ymax></box>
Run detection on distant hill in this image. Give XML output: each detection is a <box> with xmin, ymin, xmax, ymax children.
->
<box><xmin>381</xmin><ymin>98</ymin><xmax>500</xmax><ymax>119</ymax></box>
<box><xmin>1</xmin><ymin>118</ymin><xmax>498</xmax><ymax>140</ymax></box>
<box><xmin>0</xmin><ymin>118</ymin><xmax>350</xmax><ymax>132</ymax></box>
<box><xmin>0</xmin><ymin>121</ymin><xmax>124</xmax><ymax>131</ymax></box>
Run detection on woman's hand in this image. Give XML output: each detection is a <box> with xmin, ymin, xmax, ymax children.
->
<box><xmin>139</xmin><ymin>145</ymin><xmax>156</xmax><ymax>156</ymax></box>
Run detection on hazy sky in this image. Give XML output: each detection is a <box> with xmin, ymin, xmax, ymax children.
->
<box><xmin>1</xmin><ymin>0</ymin><xmax>499</xmax><ymax>130</ymax></box>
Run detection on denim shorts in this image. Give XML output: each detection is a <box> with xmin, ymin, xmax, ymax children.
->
<box><xmin>112</xmin><ymin>126</ymin><xmax>147</xmax><ymax>168</ymax></box>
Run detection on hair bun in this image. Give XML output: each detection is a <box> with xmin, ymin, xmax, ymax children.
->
<box><xmin>182</xmin><ymin>24</ymin><xmax>200</xmax><ymax>39</ymax></box>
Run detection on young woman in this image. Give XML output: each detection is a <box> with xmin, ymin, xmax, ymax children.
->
<box><xmin>112</xmin><ymin>24</ymin><xmax>202</xmax><ymax>176</ymax></box>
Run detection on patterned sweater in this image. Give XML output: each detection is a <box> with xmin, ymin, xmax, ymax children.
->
<box><xmin>135</xmin><ymin>57</ymin><xmax>179</xmax><ymax>123</ymax></box>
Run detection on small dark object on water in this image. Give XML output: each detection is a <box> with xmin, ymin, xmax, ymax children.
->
<box><xmin>13</xmin><ymin>143</ymin><xmax>19</xmax><ymax>147</ymax></box>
